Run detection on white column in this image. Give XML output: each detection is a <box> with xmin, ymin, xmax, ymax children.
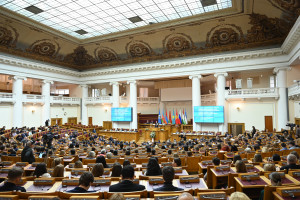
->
<box><xmin>81</xmin><ymin>85</ymin><xmax>89</xmax><ymax>125</ymax></box>
<box><xmin>128</xmin><ymin>80</ymin><xmax>137</xmax><ymax>129</ymax></box>
<box><xmin>274</xmin><ymin>67</ymin><xmax>291</xmax><ymax>131</ymax></box>
<box><xmin>189</xmin><ymin>75</ymin><xmax>202</xmax><ymax>131</ymax></box>
<box><xmin>42</xmin><ymin>80</ymin><xmax>53</xmax><ymax>125</ymax></box>
<box><xmin>110</xmin><ymin>82</ymin><xmax>120</xmax><ymax>128</ymax></box>
<box><xmin>214</xmin><ymin>73</ymin><xmax>228</xmax><ymax>133</ymax></box>
<box><xmin>126</xmin><ymin>84</ymin><xmax>130</xmax><ymax>97</ymax></box>
<box><xmin>12</xmin><ymin>76</ymin><xmax>26</xmax><ymax>128</ymax></box>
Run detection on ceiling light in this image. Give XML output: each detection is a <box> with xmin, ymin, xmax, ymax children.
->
<box><xmin>200</xmin><ymin>0</ymin><xmax>217</xmax><ymax>7</ymax></box>
<box><xmin>25</xmin><ymin>5</ymin><xmax>44</xmax><ymax>14</ymax></box>
<box><xmin>128</xmin><ymin>16</ymin><xmax>143</xmax><ymax>23</ymax></box>
<box><xmin>75</xmin><ymin>29</ymin><xmax>88</xmax><ymax>35</ymax></box>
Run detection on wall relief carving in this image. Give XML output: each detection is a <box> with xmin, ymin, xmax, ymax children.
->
<box><xmin>0</xmin><ymin>24</ymin><xmax>18</xmax><ymax>48</ymax></box>
<box><xmin>126</xmin><ymin>40</ymin><xmax>154</xmax><ymax>58</ymax></box>
<box><xmin>26</xmin><ymin>39</ymin><xmax>60</xmax><ymax>57</ymax></box>
<box><xmin>94</xmin><ymin>46</ymin><xmax>119</xmax><ymax>63</ymax></box>
<box><xmin>163</xmin><ymin>33</ymin><xmax>196</xmax><ymax>53</ymax></box>
<box><xmin>64</xmin><ymin>46</ymin><xmax>96</xmax><ymax>66</ymax></box>
<box><xmin>268</xmin><ymin>0</ymin><xmax>300</xmax><ymax>15</ymax></box>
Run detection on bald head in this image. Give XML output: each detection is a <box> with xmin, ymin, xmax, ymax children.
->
<box><xmin>178</xmin><ymin>192</ymin><xmax>194</xmax><ymax>200</ymax></box>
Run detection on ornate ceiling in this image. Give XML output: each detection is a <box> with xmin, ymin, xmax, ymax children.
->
<box><xmin>0</xmin><ymin>0</ymin><xmax>299</xmax><ymax>71</ymax></box>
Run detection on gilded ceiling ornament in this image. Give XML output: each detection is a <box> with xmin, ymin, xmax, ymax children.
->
<box><xmin>206</xmin><ymin>24</ymin><xmax>244</xmax><ymax>48</ymax></box>
<box><xmin>126</xmin><ymin>40</ymin><xmax>154</xmax><ymax>58</ymax></box>
<box><xmin>163</xmin><ymin>33</ymin><xmax>196</xmax><ymax>53</ymax></box>
<box><xmin>64</xmin><ymin>46</ymin><xmax>96</xmax><ymax>66</ymax></box>
<box><xmin>0</xmin><ymin>24</ymin><xmax>18</xmax><ymax>48</ymax></box>
<box><xmin>268</xmin><ymin>0</ymin><xmax>300</xmax><ymax>15</ymax></box>
<box><xmin>94</xmin><ymin>46</ymin><xmax>119</xmax><ymax>63</ymax></box>
<box><xmin>247</xmin><ymin>13</ymin><xmax>291</xmax><ymax>43</ymax></box>
<box><xmin>26</xmin><ymin>39</ymin><xmax>60</xmax><ymax>57</ymax></box>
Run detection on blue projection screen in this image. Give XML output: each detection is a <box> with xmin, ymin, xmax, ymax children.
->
<box><xmin>111</xmin><ymin>107</ymin><xmax>132</xmax><ymax>122</ymax></box>
<box><xmin>194</xmin><ymin>106</ymin><xmax>224</xmax><ymax>123</ymax></box>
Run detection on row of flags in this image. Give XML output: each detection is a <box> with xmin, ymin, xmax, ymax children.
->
<box><xmin>158</xmin><ymin>108</ymin><xmax>188</xmax><ymax>125</ymax></box>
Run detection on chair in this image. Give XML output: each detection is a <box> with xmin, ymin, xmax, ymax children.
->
<box><xmin>150</xmin><ymin>190</ymin><xmax>191</xmax><ymax>198</ymax></box>
<box><xmin>227</xmin><ymin>173</ymin><xmax>238</xmax><ymax>189</ymax></box>
<box><xmin>58</xmin><ymin>191</ymin><xmax>102</xmax><ymax>199</ymax></box>
<box><xmin>196</xmin><ymin>187</ymin><xmax>235</xmax><ymax>196</ymax></box>
<box><xmin>186</xmin><ymin>156</ymin><xmax>201</xmax><ymax>173</ymax></box>
<box><xmin>105</xmin><ymin>190</ymin><xmax>147</xmax><ymax>199</ymax></box>
<box><xmin>206</xmin><ymin>165</ymin><xmax>214</xmax><ymax>189</ymax></box>
<box><xmin>16</xmin><ymin>192</ymin><xmax>58</xmax><ymax>199</ymax></box>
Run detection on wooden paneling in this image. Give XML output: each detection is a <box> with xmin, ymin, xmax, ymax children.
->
<box><xmin>264</xmin><ymin>116</ymin><xmax>273</xmax><ymax>132</ymax></box>
<box><xmin>138</xmin><ymin>114</ymin><xmax>158</xmax><ymax>124</ymax></box>
<box><xmin>103</xmin><ymin>121</ymin><xmax>112</xmax><ymax>130</ymax></box>
<box><xmin>68</xmin><ymin>117</ymin><xmax>77</xmax><ymax>124</ymax></box>
<box><xmin>88</xmin><ymin>117</ymin><xmax>93</xmax><ymax>125</ymax></box>
<box><xmin>51</xmin><ymin>118</ymin><xmax>63</xmax><ymax>126</ymax></box>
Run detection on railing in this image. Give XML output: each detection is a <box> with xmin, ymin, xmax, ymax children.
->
<box><xmin>50</xmin><ymin>96</ymin><xmax>81</xmax><ymax>104</ymax></box>
<box><xmin>23</xmin><ymin>94</ymin><xmax>44</xmax><ymax>103</ymax></box>
<box><xmin>85</xmin><ymin>96</ymin><xmax>112</xmax><ymax>104</ymax></box>
<box><xmin>201</xmin><ymin>93</ymin><xmax>216</xmax><ymax>102</ymax></box>
<box><xmin>0</xmin><ymin>92</ymin><xmax>14</xmax><ymax>102</ymax></box>
<box><xmin>225</xmin><ymin>88</ymin><xmax>279</xmax><ymax>99</ymax></box>
<box><xmin>137</xmin><ymin>97</ymin><xmax>159</xmax><ymax>104</ymax></box>
<box><xmin>119</xmin><ymin>96</ymin><xmax>128</xmax><ymax>104</ymax></box>
<box><xmin>288</xmin><ymin>83</ymin><xmax>300</xmax><ymax>97</ymax></box>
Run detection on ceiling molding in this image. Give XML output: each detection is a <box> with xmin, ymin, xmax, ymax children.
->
<box><xmin>282</xmin><ymin>16</ymin><xmax>300</xmax><ymax>54</ymax></box>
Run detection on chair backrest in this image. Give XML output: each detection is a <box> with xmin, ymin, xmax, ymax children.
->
<box><xmin>206</xmin><ymin>165</ymin><xmax>214</xmax><ymax>189</ymax></box>
<box><xmin>263</xmin><ymin>185</ymin><xmax>286</xmax><ymax>200</ymax></box>
<box><xmin>58</xmin><ymin>191</ymin><xmax>102</xmax><ymax>199</ymax></box>
<box><xmin>228</xmin><ymin>173</ymin><xmax>239</xmax><ymax>188</ymax></box>
<box><xmin>197</xmin><ymin>187</ymin><xmax>235</xmax><ymax>196</ymax></box>
<box><xmin>186</xmin><ymin>157</ymin><xmax>201</xmax><ymax>173</ymax></box>
<box><xmin>105</xmin><ymin>190</ymin><xmax>147</xmax><ymax>199</ymax></box>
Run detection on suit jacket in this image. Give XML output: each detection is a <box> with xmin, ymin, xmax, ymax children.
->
<box><xmin>21</xmin><ymin>146</ymin><xmax>35</xmax><ymax>164</ymax></box>
<box><xmin>66</xmin><ymin>186</ymin><xmax>95</xmax><ymax>193</ymax></box>
<box><xmin>109</xmin><ymin>180</ymin><xmax>145</xmax><ymax>192</ymax></box>
<box><xmin>280</xmin><ymin>164</ymin><xmax>300</xmax><ymax>173</ymax></box>
<box><xmin>153</xmin><ymin>182</ymin><xmax>184</xmax><ymax>191</ymax></box>
<box><xmin>0</xmin><ymin>182</ymin><xmax>26</xmax><ymax>192</ymax></box>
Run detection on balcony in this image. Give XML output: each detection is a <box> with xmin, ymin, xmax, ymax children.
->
<box><xmin>23</xmin><ymin>94</ymin><xmax>44</xmax><ymax>104</ymax></box>
<box><xmin>85</xmin><ymin>96</ymin><xmax>112</xmax><ymax>105</ymax></box>
<box><xmin>201</xmin><ymin>93</ymin><xmax>216</xmax><ymax>102</ymax></box>
<box><xmin>137</xmin><ymin>97</ymin><xmax>159</xmax><ymax>104</ymax></box>
<box><xmin>0</xmin><ymin>92</ymin><xmax>14</xmax><ymax>103</ymax></box>
<box><xmin>288</xmin><ymin>83</ymin><xmax>300</xmax><ymax>100</ymax></box>
<box><xmin>119</xmin><ymin>96</ymin><xmax>128</xmax><ymax>104</ymax></box>
<box><xmin>50</xmin><ymin>96</ymin><xmax>81</xmax><ymax>105</ymax></box>
<box><xmin>225</xmin><ymin>88</ymin><xmax>279</xmax><ymax>100</ymax></box>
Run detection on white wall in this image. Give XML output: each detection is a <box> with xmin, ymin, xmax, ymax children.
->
<box><xmin>23</xmin><ymin>104</ymin><xmax>43</xmax><ymax>127</ymax></box>
<box><xmin>228</xmin><ymin>100</ymin><xmax>276</xmax><ymax>131</ymax></box>
<box><xmin>294</xmin><ymin>101</ymin><xmax>300</xmax><ymax>118</ymax></box>
<box><xmin>138</xmin><ymin>104</ymin><xmax>159</xmax><ymax>114</ymax></box>
<box><xmin>50</xmin><ymin>105</ymin><xmax>80</xmax><ymax>124</ymax></box>
<box><xmin>0</xmin><ymin>104</ymin><xmax>13</xmax><ymax>128</ymax></box>
<box><xmin>87</xmin><ymin>105</ymin><xmax>111</xmax><ymax>126</ymax></box>
<box><xmin>161</xmin><ymin>87</ymin><xmax>192</xmax><ymax>101</ymax></box>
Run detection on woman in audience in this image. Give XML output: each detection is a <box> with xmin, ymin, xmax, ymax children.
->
<box><xmin>235</xmin><ymin>160</ymin><xmax>247</xmax><ymax>173</ymax></box>
<box><xmin>230</xmin><ymin>192</ymin><xmax>250</xmax><ymax>200</ymax></box>
<box><xmin>33</xmin><ymin>163</ymin><xmax>51</xmax><ymax>178</ymax></box>
<box><xmin>52</xmin><ymin>157</ymin><xmax>62</xmax><ymax>168</ymax></box>
<box><xmin>259</xmin><ymin>172</ymin><xmax>282</xmax><ymax>200</ymax></box>
<box><xmin>263</xmin><ymin>163</ymin><xmax>276</xmax><ymax>172</ymax></box>
<box><xmin>111</xmin><ymin>162</ymin><xmax>122</xmax><ymax>177</ymax></box>
<box><xmin>233</xmin><ymin>155</ymin><xmax>242</xmax><ymax>164</ymax></box>
<box><xmin>145</xmin><ymin>157</ymin><xmax>162</xmax><ymax>176</ymax></box>
<box><xmin>173</xmin><ymin>158</ymin><xmax>181</xmax><ymax>167</ymax></box>
<box><xmin>123</xmin><ymin>160</ymin><xmax>130</xmax><ymax>167</ymax></box>
<box><xmin>52</xmin><ymin>164</ymin><xmax>64</xmax><ymax>177</ymax></box>
<box><xmin>96</xmin><ymin>155</ymin><xmax>108</xmax><ymax>168</ymax></box>
<box><xmin>253</xmin><ymin>154</ymin><xmax>263</xmax><ymax>163</ymax></box>
<box><xmin>92</xmin><ymin>163</ymin><xmax>104</xmax><ymax>177</ymax></box>
<box><xmin>74</xmin><ymin>160</ymin><xmax>83</xmax><ymax>168</ymax></box>
<box><xmin>272</xmin><ymin>154</ymin><xmax>281</xmax><ymax>162</ymax></box>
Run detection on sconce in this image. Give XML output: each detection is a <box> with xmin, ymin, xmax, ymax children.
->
<box><xmin>104</xmin><ymin>107</ymin><xmax>108</xmax><ymax>112</ymax></box>
<box><xmin>236</xmin><ymin>105</ymin><xmax>240</xmax><ymax>111</ymax></box>
<box><xmin>32</xmin><ymin>109</ymin><xmax>35</xmax><ymax>113</ymax></box>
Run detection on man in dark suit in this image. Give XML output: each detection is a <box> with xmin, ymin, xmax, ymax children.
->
<box><xmin>154</xmin><ymin>166</ymin><xmax>183</xmax><ymax>191</ymax></box>
<box><xmin>66</xmin><ymin>172</ymin><xmax>95</xmax><ymax>193</ymax></box>
<box><xmin>109</xmin><ymin>165</ymin><xmax>145</xmax><ymax>192</ymax></box>
<box><xmin>0</xmin><ymin>167</ymin><xmax>26</xmax><ymax>192</ymax></box>
<box><xmin>21</xmin><ymin>141</ymin><xmax>35</xmax><ymax>164</ymax></box>
<box><xmin>280</xmin><ymin>154</ymin><xmax>300</xmax><ymax>173</ymax></box>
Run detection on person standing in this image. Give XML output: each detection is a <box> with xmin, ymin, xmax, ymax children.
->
<box><xmin>21</xmin><ymin>141</ymin><xmax>35</xmax><ymax>164</ymax></box>
<box><xmin>251</xmin><ymin>126</ymin><xmax>256</xmax><ymax>138</ymax></box>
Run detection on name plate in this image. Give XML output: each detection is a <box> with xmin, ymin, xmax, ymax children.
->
<box><xmin>179</xmin><ymin>175</ymin><xmax>199</xmax><ymax>183</ymax></box>
<box><xmin>198</xmin><ymin>192</ymin><xmax>227</xmax><ymax>200</ymax></box>
<box><xmin>92</xmin><ymin>178</ymin><xmax>111</xmax><ymax>186</ymax></box>
<box><xmin>34</xmin><ymin>178</ymin><xmax>55</xmax><ymax>185</ymax></box>
<box><xmin>226</xmin><ymin>153</ymin><xmax>234</xmax><ymax>157</ymax></box>
<box><xmin>16</xmin><ymin>162</ymin><xmax>28</xmax><ymax>167</ymax></box>
<box><xmin>0</xmin><ymin>168</ymin><xmax>10</xmax><ymax>173</ymax></box>
<box><xmin>238</xmin><ymin>151</ymin><xmax>245</xmax><ymax>155</ymax></box>
<box><xmin>103</xmin><ymin>169</ymin><xmax>110</xmax><ymax>175</ymax></box>
<box><xmin>220</xmin><ymin>160</ymin><xmax>232</xmax><ymax>165</ymax></box>
<box><xmin>138</xmin><ymin>155</ymin><xmax>148</xmax><ymax>159</ymax></box>
<box><xmin>277</xmin><ymin>187</ymin><xmax>300</xmax><ymax>197</ymax></box>
<box><xmin>131</xmin><ymin>163</ymin><xmax>137</xmax><ymax>168</ymax></box>
<box><xmin>124</xmin><ymin>195</ymin><xmax>140</xmax><ymax>200</ymax></box>
<box><xmin>291</xmin><ymin>172</ymin><xmax>300</xmax><ymax>177</ymax></box>
<box><xmin>202</xmin><ymin>161</ymin><xmax>213</xmax><ymax>166</ymax></box>
<box><xmin>142</xmin><ymin>163</ymin><xmax>147</xmax><ymax>168</ymax></box>
<box><xmin>245</xmin><ymin>164</ymin><xmax>254</xmax><ymax>169</ymax></box>
<box><xmin>62</xmin><ymin>179</ymin><xmax>79</xmax><ymax>186</ymax></box>
<box><xmin>1</xmin><ymin>161</ymin><xmax>12</xmax><ymax>166</ymax></box>
<box><xmin>71</xmin><ymin>169</ymin><xmax>87</xmax><ymax>175</ymax></box>
<box><xmin>215</xmin><ymin>166</ymin><xmax>230</xmax><ymax>172</ymax></box>
<box><xmin>240</xmin><ymin>174</ymin><xmax>260</xmax><ymax>181</ymax></box>
<box><xmin>242</xmin><ymin>158</ymin><xmax>248</xmax><ymax>163</ymax></box>
<box><xmin>29</xmin><ymin>196</ymin><xmax>59</xmax><ymax>200</ymax></box>
<box><xmin>210</xmin><ymin>151</ymin><xmax>217</xmax><ymax>154</ymax></box>
<box><xmin>69</xmin><ymin>163</ymin><xmax>75</xmax><ymax>168</ymax></box>
<box><xmin>0</xmin><ymin>195</ymin><xmax>18</xmax><ymax>200</ymax></box>
<box><xmin>161</xmin><ymin>162</ymin><xmax>172</xmax><ymax>167</ymax></box>
<box><xmin>174</xmin><ymin>167</ymin><xmax>183</xmax><ymax>173</ymax></box>
<box><xmin>149</xmin><ymin>177</ymin><xmax>164</xmax><ymax>185</ymax></box>
<box><xmin>107</xmin><ymin>163</ymin><xmax>114</xmax><ymax>168</ymax></box>
<box><xmin>63</xmin><ymin>156</ymin><xmax>73</xmax><ymax>159</ymax></box>
<box><xmin>154</xmin><ymin>194</ymin><xmax>180</xmax><ymax>200</ymax></box>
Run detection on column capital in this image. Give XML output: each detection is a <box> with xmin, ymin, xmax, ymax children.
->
<box><xmin>80</xmin><ymin>84</ymin><xmax>90</xmax><ymax>88</ymax></box>
<box><xmin>189</xmin><ymin>75</ymin><xmax>202</xmax><ymax>79</ymax></box>
<box><xmin>9</xmin><ymin>76</ymin><xmax>27</xmax><ymax>81</ymax></box>
<box><xmin>109</xmin><ymin>82</ymin><xmax>120</xmax><ymax>86</ymax></box>
<box><xmin>127</xmin><ymin>80</ymin><xmax>137</xmax><ymax>85</ymax></box>
<box><xmin>42</xmin><ymin>80</ymin><xmax>54</xmax><ymax>84</ymax></box>
<box><xmin>214</xmin><ymin>72</ymin><xmax>228</xmax><ymax>78</ymax></box>
<box><xmin>273</xmin><ymin>66</ymin><xmax>291</xmax><ymax>74</ymax></box>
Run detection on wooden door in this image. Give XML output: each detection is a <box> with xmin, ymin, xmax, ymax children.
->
<box><xmin>265</xmin><ymin>116</ymin><xmax>273</xmax><ymax>132</ymax></box>
<box><xmin>228</xmin><ymin>123</ymin><xmax>245</xmax><ymax>136</ymax></box>
<box><xmin>51</xmin><ymin>118</ymin><xmax>57</xmax><ymax>126</ymax></box>
<box><xmin>68</xmin><ymin>117</ymin><xmax>77</xmax><ymax>124</ymax></box>
<box><xmin>88</xmin><ymin>117</ymin><xmax>93</xmax><ymax>125</ymax></box>
<box><xmin>57</xmin><ymin>118</ymin><xmax>62</xmax><ymax>126</ymax></box>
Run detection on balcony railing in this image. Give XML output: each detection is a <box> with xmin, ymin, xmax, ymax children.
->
<box><xmin>225</xmin><ymin>88</ymin><xmax>279</xmax><ymax>99</ymax></box>
<box><xmin>137</xmin><ymin>97</ymin><xmax>159</xmax><ymax>104</ymax></box>
<box><xmin>119</xmin><ymin>96</ymin><xmax>128</xmax><ymax>104</ymax></box>
<box><xmin>201</xmin><ymin>93</ymin><xmax>216</xmax><ymax>102</ymax></box>
<box><xmin>50</xmin><ymin>96</ymin><xmax>81</xmax><ymax>105</ymax></box>
<box><xmin>85</xmin><ymin>96</ymin><xmax>112</xmax><ymax>104</ymax></box>
<box><xmin>0</xmin><ymin>92</ymin><xmax>14</xmax><ymax>102</ymax></box>
<box><xmin>288</xmin><ymin>83</ymin><xmax>300</xmax><ymax>97</ymax></box>
<box><xmin>23</xmin><ymin>94</ymin><xmax>45</xmax><ymax>103</ymax></box>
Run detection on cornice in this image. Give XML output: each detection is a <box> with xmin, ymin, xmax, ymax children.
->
<box><xmin>282</xmin><ymin>16</ymin><xmax>300</xmax><ymax>54</ymax></box>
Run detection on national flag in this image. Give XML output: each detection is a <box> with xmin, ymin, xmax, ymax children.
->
<box><xmin>169</xmin><ymin>111</ymin><xmax>172</xmax><ymax>124</ymax></box>
<box><xmin>158</xmin><ymin>109</ymin><xmax>162</xmax><ymax>124</ymax></box>
<box><xmin>165</xmin><ymin>109</ymin><xmax>169</xmax><ymax>124</ymax></box>
<box><xmin>175</xmin><ymin>109</ymin><xmax>180</xmax><ymax>124</ymax></box>
<box><xmin>172</xmin><ymin>109</ymin><xmax>175</xmax><ymax>124</ymax></box>
<box><xmin>184</xmin><ymin>109</ymin><xmax>188</xmax><ymax>125</ymax></box>
<box><xmin>161</xmin><ymin>110</ymin><xmax>166</xmax><ymax>124</ymax></box>
<box><xmin>179</xmin><ymin>109</ymin><xmax>182</xmax><ymax>124</ymax></box>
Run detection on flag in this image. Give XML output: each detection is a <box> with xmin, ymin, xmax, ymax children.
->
<box><xmin>184</xmin><ymin>109</ymin><xmax>188</xmax><ymax>125</ymax></box>
<box><xmin>179</xmin><ymin>109</ymin><xmax>182</xmax><ymax>124</ymax></box>
<box><xmin>169</xmin><ymin>111</ymin><xmax>172</xmax><ymax>124</ymax></box>
<box><xmin>165</xmin><ymin>109</ymin><xmax>169</xmax><ymax>124</ymax></box>
<box><xmin>175</xmin><ymin>109</ymin><xmax>180</xmax><ymax>124</ymax></box>
<box><xmin>158</xmin><ymin>109</ymin><xmax>162</xmax><ymax>124</ymax></box>
<box><xmin>172</xmin><ymin>109</ymin><xmax>175</xmax><ymax>124</ymax></box>
<box><xmin>161</xmin><ymin>110</ymin><xmax>166</xmax><ymax>124</ymax></box>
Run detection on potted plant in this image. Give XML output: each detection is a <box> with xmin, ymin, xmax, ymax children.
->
<box><xmin>150</xmin><ymin>131</ymin><xmax>156</xmax><ymax>142</ymax></box>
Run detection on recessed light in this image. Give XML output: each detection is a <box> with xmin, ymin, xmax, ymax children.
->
<box><xmin>200</xmin><ymin>0</ymin><xmax>217</xmax><ymax>7</ymax></box>
<box><xmin>75</xmin><ymin>29</ymin><xmax>88</xmax><ymax>35</ymax></box>
<box><xmin>25</xmin><ymin>5</ymin><xmax>44</xmax><ymax>14</ymax></box>
<box><xmin>128</xmin><ymin>16</ymin><xmax>143</xmax><ymax>23</ymax></box>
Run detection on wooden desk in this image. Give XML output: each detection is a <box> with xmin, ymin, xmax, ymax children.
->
<box><xmin>99</xmin><ymin>131</ymin><xmax>139</xmax><ymax>142</ymax></box>
<box><xmin>198</xmin><ymin>163</ymin><xmax>214</xmax><ymax>174</ymax></box>
<box><xmin>262</xmin><ymin>175</ymin><xmax>300</xmax><ymax>186</ymax></box>
<box><xmin>234</xmin><ymin>176</ymin><xmax>270</xmax><ymax>199</ymax></box>
<box><xmin>211</xmin><ymin>168</ymin><xmax>235</xmax><ymax>189</ymax></box>
<box><xmin>272</xmin><ymin>191</ymin><xmax>300</xmax><ymax>200</ymax></box>
<box><xmin>141</xmin><ymin>179</ymin><xmax>207</xmax><ymax>191</ymax></box>
<box><xmin>57</xmin><ymin>181</ymin><xmax>114</xmax><ymax>192</ymax></box>
<box><xmin>231</xmin><ymin>167</ymin><xmax>261</xmax><ymax>173</ymax></box>
<box><xmin>24</xmin><ymin>181</ymin><xmax>61</xmax><ymax>192</ymax></box>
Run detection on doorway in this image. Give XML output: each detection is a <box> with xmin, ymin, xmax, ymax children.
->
<box><xmin>296</xmin><ymin>118</ymin><xmax>300</xmax><ymax>126</ymax></box>
<box><xmin>51</xmin><ymin>118</ymin><xmax>63</xmax><ymax>126</ymax></box>
<box><xmin>264</xmin><ymin>116</ymin><xmax>273</xmax><ymax>132</ymax></box>
<box><xmin>68</xmin><ymin>117</ymin><xmax>77</xmax><ymax>124</ymax></box>
<box><xmin>88</xmin><ymin>117</ymin><xmax>93</xmax><ymax>125</ymax></box>
<box><xmin>228</xmin><ymin>123</ymin><xmax>245</xmax><ymax>136</ymax></box>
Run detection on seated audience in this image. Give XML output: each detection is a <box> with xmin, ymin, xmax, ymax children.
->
<box><xmin>178</xmin><ymin>192</ymin><xmax>194</xmax><ymax>200</ymax></box>
<box><xmin>109</xmin><ymin>165</ymin><xmax>145</xmax><ymax>192</ymax></box>
<box><xmin>280</xmin><ymin>154</ymin><xmax>300</xmax><ymax>172</ymax></box>
<box><xmin>66</xmin><ymin>172</ymin><xmax>95</xmax><ymax>193</ymax></box>
<box><xmin>74</xmin><ymin>160</ymin><xmax>83</xmax><ymax>168</ymax></box>
<box><xmin>96</xmin><ymin>155</ymin><xmax>108</xmax><ymax>168</ymax></box>
<box><xmin>253</xmin><ymin>154</ymin><xmax>263</xmax><ymax>163</ymax></box>
<box><xmin>259</xmin><ymin>172</ymin><xmax>282</xmax><ymax>200</ymax></box>
<box><xmin>52</xmin><ymin>164</ymin><xmax>64</xmax><ymax>177</ymax></box>
<box><xmin>233</xmin><ymin>155</ymin><xmax>242</xmax><ymax>164</ymax></box>
<box><xmin>172</xmin><ymin>158</ymin><xmax>181</xmax><ymax>167</ymax></box>
<box><xmin>111</xmin><ymin>162</ymin><xmax>122</xmax><ymax>177</ymax></box>
<box><xmin>0</xmin><ymin>167</ymin><xmax>26</xmax><ymax>192</ymax></box>
<box><xmin>280</xmin><ymin>143</ymin><xmax>288</xmax><ymax>151</ymax></box>
<box><xmin>272</xmin><ymin>154</ymin><xmax>281</xmax><ymax>162</ymax></box>
<box><xmin>123</xmin><ymin>160</ymin><xmax>131</xmax><ymax>167</ymax></box>
<box><xmin>33</xmin><ymin>163</ymin><xmax>51</xmax><ymax>178</ymax></box>
<box><xmin>230</xmin><ymin>192</ymin><xmax>250</xmax><ymax>200</ymax></box>
<box><xmin>263</xmin><ymin>163</ymin><xmax>276</xmax><ymax>172</ymax></box>
<box><xmin>235</xmin><ymin>160</ymin><xmax>247</xmax><ymax>173</ymax></box>
<box><xmin>145</xmin><ymin>157</ymin><xmax>162</xmax><ymax>176</ymax></box>
<box><xmin>153</xmin><ymin>166</ymin><xmax>183</xmax><ymax>191</ymax></box>
<box><xmin>92</xmin><ymin>163</ymin><xmax>104</xmax><ymax>177</ymax></box>
<box><xmin>52</xmin><ymin>157</ymin><xmax>62</xmax><ymax>168</ymax></box>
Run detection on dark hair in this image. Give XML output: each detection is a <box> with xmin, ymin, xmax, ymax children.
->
<box><xmin>151</xmin><ymin>149</ymin><xmax>156</xmax><ymax>155</ymax></box>
<box><xmin>272</xmin><ymin>154</ymin><xmax>281</xmax><ymax>162</ymax></box>
<box><xmin>187</xmin><ymin>151</ymin><xmax>193</xmax><ymax>157</ymax></box>
<box><xmin>173</xmin><ymin>158</ymin><xmax>181</xmax><ymax>167</ymax></box>
<box><xmin>33</xmin><ymin>163</ymin><xmax>47</xmax><ymax>178</ymax></box>
<box><xmin>79</xmin><ymin>172</ymin><xmax>94</xmax><ymax>187</ymax></box>
<box><xmin>269</xmin><ymin>172</ymin><xmax>282</xmax><ymax>186</ymax></box>
<box><xmin>235</xmin><ymin>160</ymin><xmax>247</xmax><ymax>173</ymax></box>
<box><xmin>113</xmin><ymin>150</ymin><xmax>118</xmax><ymax>156</ymax></box>
<box><xmin>212</xmin><ymin>157</ymin><xmax>220</xmax><ymax>166</ymax></box>
<box><xmin>233</xmin><ymin>155</ymin><xmax>242</xmax><ymax>164</ymax></box>
<box><xmin>167</xmin><ymin>149</ymin><xmax>172</xmax><ymax>155</ymax></box>
<box><xmin>121</xmin><ymin>165</ymin><xmax>135</xmax><ymax>179</ymax></box>
<box><xmin>253</xmin><ymin>154</ymin><xmax>263</xmax><ymax>162</ymax></box>
<box><xmin>111</xmin><ymin>162</ymin><xmax>122</xmax><ymax>177</ymax></box>
<box><xmin>8</xmin><ymin>167</ymin><xmax>23</xmax><ymax>180</ymax></box>
<box><xmin>96</xmin><ymin>156</ymin><xmax>108</xmax><ymax>168</ymax></box>
<box><xmin>123</xmin><ymin>160</ymin><xmax>131</xmax><ymax>167</ymax></box>
<box><xmin>146</xmin><ymin>157</ymin><xmax>162</xmax><ymax>176</ymax></box>
<box><xmin>289</xmin><ymin>141</ymin><xmax>295</xmax><ymax>146</ymax></box>
<box><xmin>125</xmin><ymin>150</ymin><xmax>130</xmax><ymax>156</ymax></box>
<box><xmin>281</xmin><ymin>143</ymin><xmax>286</xmax><ymax>148</ymax></box>
<box><xmin>70</xmin><ymin>149</ymin><xmax>76</xmax><ymax>155</ymax></box>
<box><xmin>92</xmin><ymin>163</ymin><xmax>104</xmax><ymax>177</ymax></box>
<box><xmin>162</xmin><ymin>166</ymin><xmax>174</xmax><ymax>183</ymax></box>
